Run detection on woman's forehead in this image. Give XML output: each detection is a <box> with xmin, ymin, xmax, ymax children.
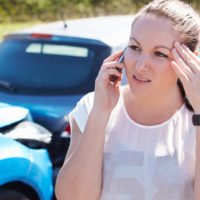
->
<box><xmin>130</xmin><ymin>14</ymin><xmax>181</xmax><ymax>48</ymax></box>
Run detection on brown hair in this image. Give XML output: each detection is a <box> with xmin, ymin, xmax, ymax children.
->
<box><xmin>132</xmin><ymin>0</ymin><xmax>200</xmax><ymax>111</ymax></box>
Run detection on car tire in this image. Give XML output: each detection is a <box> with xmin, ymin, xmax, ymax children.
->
<box><xmin>0</xmin><ymin>189</ymin><xmax>31</xmax><ymax>200</ymax></box>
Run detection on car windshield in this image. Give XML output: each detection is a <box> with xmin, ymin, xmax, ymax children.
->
<box><xmin>0</xmin><ymin>38</ymin><xmax>110</xmax><ymax>95</ymax></box>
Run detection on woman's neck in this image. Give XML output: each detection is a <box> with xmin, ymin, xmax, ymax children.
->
<box><xmin>123</xmin><ymin>85</ymin><xmax>184</xmax><ymax>126</ymax></box>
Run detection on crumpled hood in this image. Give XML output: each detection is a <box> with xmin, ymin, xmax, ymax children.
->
<box><xmin>0</xmin><ymin>102</ymin><xmax>31</xmax><ymax>128</ymax></box>
<box><xmin>0</xmin><ymin>94</ymin><xmax>83</xmax><ymax>132</ymax></box>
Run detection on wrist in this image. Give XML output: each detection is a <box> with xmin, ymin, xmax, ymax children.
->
<box><xmin>90</xmin><ymin>107</ymin><xmax>111</xmax><ymax>123</ymax></box>
<box><xmin>193</xmin><ymin>106</ymin><xmax>200</xmax><ymax>114</ymax></box>
<box><xmin>194</xmin><ymin>110</ymin><xmax>200</xmax><ymax>115</ymax></box>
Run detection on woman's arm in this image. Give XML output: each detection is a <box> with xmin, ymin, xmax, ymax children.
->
<box><xmin>55</xmin><ymin>110</ymin><xmax>110</xmax><ymax>200</ymax></box>
<box><xmin>195</xmin><ymin>126</ymin><xmax>200</xmax><ymax>199</ymax></box>
<box><xmin>55</xmin><ymin>51</ymin><xmax>124</xmax><ymax>200</ymax></box>
<box><xmin>171</xmin><ymin>42</ymin><xmax>200</xmax><ymax>199</ymax></box>
<box><xmin>194</xmin><ymin>109</ymin><xmax>200</xmax><ymax>200</ymax></box>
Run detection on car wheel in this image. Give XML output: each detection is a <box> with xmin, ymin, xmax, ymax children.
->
<box><xmin>0</xmin><ymin>189</ymin><xmax>31</xmax><ymax>200</ymax></box>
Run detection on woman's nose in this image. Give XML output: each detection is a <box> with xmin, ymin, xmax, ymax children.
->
<box><xmin>134</xmin><ymin>55</ymin><xmax>150</xmax><ymax>73</ymax></box>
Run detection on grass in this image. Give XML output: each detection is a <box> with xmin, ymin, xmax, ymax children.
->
<box><xmin>0</xmin><ymin>22</ymin><xmax>41</xmax><ymax>41</ymax></box>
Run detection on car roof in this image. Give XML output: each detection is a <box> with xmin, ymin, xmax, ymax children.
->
<box><xmin>11</xmin><ymin>15</ymin><xmax>134</xmax><ymax>47</ymax></box>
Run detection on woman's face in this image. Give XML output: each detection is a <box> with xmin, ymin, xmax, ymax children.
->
<box><xmin>125</xmin><ymin>14</ymin><xmax>181</xmax><ymax>99</ymax></box>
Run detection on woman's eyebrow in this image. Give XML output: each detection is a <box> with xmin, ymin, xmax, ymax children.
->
<box><xmin>129</xmin><ymin>37</ymin><xmax>140</xmax><ymax>46</ymax></box>
<box><xmin>130</xmin><ymin>37</ymin><xmax>172</xmax><ymax>51</ymax></box>
<box><xmin>154</xmin><ymin>45</ymin><xmax>171</xmax><ymax>50</ymax></box>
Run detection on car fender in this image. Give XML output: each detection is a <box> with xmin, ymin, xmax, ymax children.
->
<box><xmin>0</xmin><ymin>135</ymin><xmax>53</xmax><ymax>200</ymax></box>
<box><xmin>0</xmin><ymin>102</ymin><xmax>32</xmax><ymax>128</ymax></box>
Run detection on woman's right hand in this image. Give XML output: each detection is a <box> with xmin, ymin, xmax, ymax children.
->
<box><xmin>93</xmin><ymin>50</ymin><xmax>124</xmax><ymax>115</ymax></box>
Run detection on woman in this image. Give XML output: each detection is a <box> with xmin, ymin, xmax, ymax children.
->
<box><xmin>55</xmin><ymin>0</ymin><xmax>200</xmax><ymax>199</ymax></box>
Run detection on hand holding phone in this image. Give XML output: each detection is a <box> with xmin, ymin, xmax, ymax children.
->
<box><xmin>110</xmin><ymin>48</ymin><xmax>126</xmax><ymax>83</ymax></box>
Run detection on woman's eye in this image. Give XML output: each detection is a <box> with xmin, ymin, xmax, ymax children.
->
<box><xmin>129</xmin><ymin>45</ymin><xmax>141</xmax><ymax>51</ymax></box>
<box><xmin>155</xmin><ymin>51</ymin><xmax>168</xmax><ymax>58</ymax></box>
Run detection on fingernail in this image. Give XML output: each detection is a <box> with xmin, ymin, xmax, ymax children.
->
<box><xmin>182</xmin><ymin>44</ymin><xmax>188</xmax><ymax>49</ymax></box>
<box><xmin>171</xmin><ymin>61</ymin><xmax>176</xmax><ymax>68</ymax></box>
<box><xmin>172</xmin><ymin>48</ymin><xmax>176</xmax><ymax>54</ymax></box>
<box><xmin>174</xmin><ymin>41</ymin><xmax>180</xmax><ymax>47</ymax></box>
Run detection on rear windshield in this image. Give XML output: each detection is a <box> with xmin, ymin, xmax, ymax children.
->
<box><xmin>0</xmin><ymin>38</ymin><xmax>110</xmax><ymax>95</ymax></box>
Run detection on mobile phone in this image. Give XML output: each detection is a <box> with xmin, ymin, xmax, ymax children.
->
<box><xmin>118</xmin><ymin>50</ymin><xmax>125</xmax><ymax>64</ymax></box>
<box><xmin>110</xmin><ymin>48</ymin><xmax>126</xmax><ymax>83</ymax></box>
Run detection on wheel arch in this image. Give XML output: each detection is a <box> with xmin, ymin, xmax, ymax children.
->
<box><xmin>0</xmin><ymin>181</ymin><xmax>40</xmax><ymax>200</ymax></box>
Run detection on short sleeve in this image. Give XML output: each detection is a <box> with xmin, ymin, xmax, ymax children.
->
<box><xmin>68</xmin><ymin>92</ymin><xmax>94</xmax><ymax>133</ymax></box>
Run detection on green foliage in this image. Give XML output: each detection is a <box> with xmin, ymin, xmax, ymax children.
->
<box><xmin>0</xmin><ymin>21</ymin><xmax>40</xmax><ymax>41</ymax></box>
<box><xmin>0</xmin><ymin>0</ymin><xmax>199</xmax><ymax>22</ymax></box>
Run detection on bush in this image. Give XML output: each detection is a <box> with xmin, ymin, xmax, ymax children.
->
<box><xmin>0</xmin><ymin>0</ymin><xmax>198</xmax><ymax>22</ymax></box>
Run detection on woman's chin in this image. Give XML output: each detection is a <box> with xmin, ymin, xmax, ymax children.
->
<box><xmin>127</xmin><ymin>84</ymin><xmax>152</xmax><ymax>99</ymax></box>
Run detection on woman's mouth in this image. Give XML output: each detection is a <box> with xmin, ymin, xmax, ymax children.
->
<box><xmin>133</xmin><ymin>75</ymin><xmax>151</xmax><ymax>83</ymax></box>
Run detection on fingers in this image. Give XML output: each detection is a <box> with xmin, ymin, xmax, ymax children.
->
<box><xmin>171</xmin><ymin>41</ymin><xmax>200</xmax><ymax>82</ymax></box>
<box><xmin>173</xmin><ymin>42</ymin><xmax>199</xmax><ymax>74</ymax></box>
<box><xmin>100</xmin><ymin>61</ymin><xmax>124</xmax><ymax>73</ymax></box>
<box><xmin>182</xmin><ymin>44</ymin><xmax>200</xmax><ymax>69</ymax></box>
<box><xmin>103</xmin><ymin>50</ymin><xmax>123</xmax><ymax>63</ymax></box>
<box><xmin>171</xmin><ymin>60</ymin><xmax>189</xmax><ymax>85</ymax></box>
<box><xmin>96</xmin><ymin>50</ymin><xmax>125</xmax><ymax>87</ymax></box>
<box><xmin>171</xmin><ymin>41</ymin><xmax>200</xmax><ymax>101</ymax></box>
<box><xmin>101</xmin><ymin>68</ymin><xmax>122</xmax><ymax>81</ymax></box>
<box><xmin>172</xmin><ymin>48</ymin><xmax>194</xmax><ymax>81</ymax></box>
<box><xmin>99</xmin><ymin>66</ymin><xmax>123</xmax><ymax>83</ymax></box>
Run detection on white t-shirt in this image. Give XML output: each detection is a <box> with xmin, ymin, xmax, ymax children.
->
<box><xmin>69</xmin><ymin>90</ymin><xmax>196</xmax><ymax>200</ymax></box>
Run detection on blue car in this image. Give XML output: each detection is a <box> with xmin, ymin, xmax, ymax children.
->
<box><xmin>0</xmin><ymin>102</ymin><xmax>53</xmax><ymax>200</ymax></box>
<box><xmin>0</xmin><ymin>16</ymin><xmax>131</xmax><ymax>133</ymax></box>
<box><xmin>0</xmin><ymin>16</ymin><xmax>131</xmax><ymax>175</ymax></box>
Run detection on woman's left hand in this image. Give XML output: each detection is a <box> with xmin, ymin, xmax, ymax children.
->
<box><xmin>171</xmin><ymin>41</ymin><xmax>200</xmax><ymax>113</ymax></box>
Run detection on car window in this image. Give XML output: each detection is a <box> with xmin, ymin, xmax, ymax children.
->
<box><xmin>27</xmin><ymin>43</ymin><xmax>89</xmax><ymax>57</ymax></box>
<box><xmin>0</xmin><ymin>38</ymin><xmax>111</xmax><ymax>95</ymax></box>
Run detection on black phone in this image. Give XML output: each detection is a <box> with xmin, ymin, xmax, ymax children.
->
<box><xmin>110</xmin><ymin>48</ymin><xmax>126</xmax><ymax>83</ymax></box>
